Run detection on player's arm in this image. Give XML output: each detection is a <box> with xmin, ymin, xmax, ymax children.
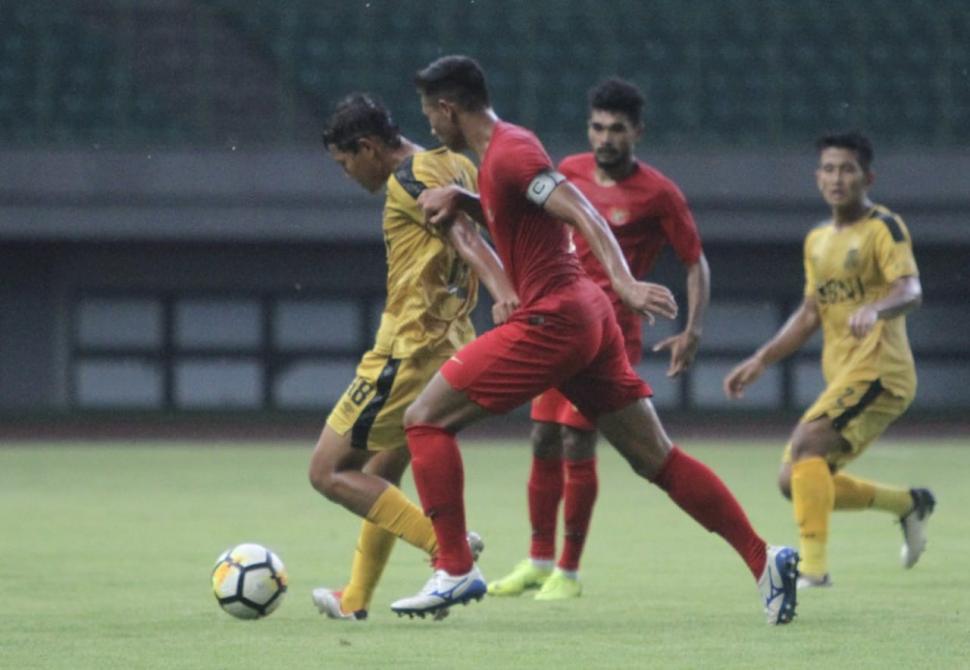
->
<box><xmin>444</xmin><ymin>213</ymin><xmax>520</xmax><ymax>324</ymax></box>
<box><xmin>652</xmin><ymin>253</ymin><xmax>710</xmax><ymax>377</ymax></box>
<box><xmin>418</xmin><ymin>186</ymin><xmax>485</xmax><ymax>225</ymax></box>
<box><xmin>539</xmin><ymin>177</ymin><xmax>677</xmax><ymax>324</ymax></box>
<box><xmin>848</xmin><ymin>275</ymin><xmax>921</xmax><ymax>339</ymax></box>
<box><xmin>723</xmin><ymin>297</ymin><xmax>821</xmax><ymax>399</ymax></box>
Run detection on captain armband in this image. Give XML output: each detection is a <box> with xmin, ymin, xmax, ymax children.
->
<box><xmin>525</xmin><ymin>169</ymin><xmax>566</xmax><ymax>206</ymax></box>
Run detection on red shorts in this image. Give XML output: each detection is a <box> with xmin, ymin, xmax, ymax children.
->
<box><xmin>529</xmin><ymin>305</ymin><xmax>644</xmax><ymax>431</ymax></box>
<box><xmin>441</xmin><ymin>278</ymin><xmax>651</xmax><ymax>421</ymax></box>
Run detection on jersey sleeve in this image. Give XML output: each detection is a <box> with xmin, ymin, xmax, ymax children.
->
<box><xmin>874</xmin><ymin>214</ymin><xmax>919</xmax><ymax>282</ymax></box>
<box><xmin>491</xmin><ymin>132</ymin><xmax>555</xmax><ymax>196</ymax></box>
<box><xmin>659</xmin><ymin>182</ymin><xmax>702</xmax><ymax>265</ymax></box>
<box><xmin>803</xmin><ymin>230</ymin><xmax>817</xmax><ymax>298</ymax></box>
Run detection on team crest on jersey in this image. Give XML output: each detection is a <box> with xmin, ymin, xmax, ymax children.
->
<box><xmin>608</xmin><ymin>207</ymin><xmax>630</xmax><ymax>225</ymax></box>
<box><xmin>843</xmin><ymin>248</ymin><xmax>860</xmax><ymax>271</ymax></box>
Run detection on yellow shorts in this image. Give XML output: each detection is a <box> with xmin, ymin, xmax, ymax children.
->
<box><xmin>326</xmin><ymin>350</ymin><xmax>449</xmax><ymax>452</ymax></box>
<box><xmin>782</xmin><ymin>378</ymin><xmax>912</xmax><ymax>470</ymax></box>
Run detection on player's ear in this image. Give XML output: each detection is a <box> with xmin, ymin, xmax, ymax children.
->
<box><xmin>865</xmin><ymin>169</ymin><xmax>875</xmax><ymax>187</ymax></box>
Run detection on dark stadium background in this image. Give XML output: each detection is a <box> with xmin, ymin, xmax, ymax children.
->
<box><xmin>1</xmin><ymin>0</ymin><xmax>968</xmax><ymax>439</ymax></box>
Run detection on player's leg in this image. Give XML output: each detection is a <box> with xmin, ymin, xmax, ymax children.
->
<box><xmin>535</xmin><ymin>423</ymin><xmax>596</xmax><ymax>601</ymax></box>
<box><xmin>488</xmin><ymin>418</ymin><xmax>561</xmax><ymax>596</ymax></box>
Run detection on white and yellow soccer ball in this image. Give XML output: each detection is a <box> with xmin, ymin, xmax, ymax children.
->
<box><xmin>212</xmin><ymin>543</ymin><xmax>288</xmax><ymax>619</ymax></box>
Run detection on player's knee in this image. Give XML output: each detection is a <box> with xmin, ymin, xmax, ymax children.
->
<box><xmin>402</xmin><ymin>400</ymin><xmax>426</xmax><ymax>429</ymax></box>
<box><xmin>561</xmin><ymin>428</ymin><xmax>596</xmax><ymax>461</ymax></box>
<box><xmin>530</xmin><ymin>422</ymin><xmax>562</xmax><ymax>459</ymax></box>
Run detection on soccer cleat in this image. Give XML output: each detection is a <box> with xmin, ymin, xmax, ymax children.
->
<box><xmin>487</xmin><ymin>559</ymin><xmax>552</xmax><ymax>596</ymax></box>
<box><xmin>534</xmin><ymin>570</ymin><xmax>582</xmax><ymax>601</ymax></box>
<box><xmin>311</xmin><ymin>587</ymin><xmax>367</xmax><ymax>621</ymax></box>
<box><xmin>390</xmin><ymin>565</ymin><xmax>487</xmax><ymax>619</ymax></box>
<box><xmin>900</xmin><ymin>487</ymin><xmax>936</xmax><ymax>569</ymax></box>
<box><xmin>757</xmin><ymin>545</ymin><xmax>799</xmax><ymax>625</ymax></box>
<box><xmin>796</xmin><ymin>573</ymin><xmax>833</xmax><ymax>590</ymax></box>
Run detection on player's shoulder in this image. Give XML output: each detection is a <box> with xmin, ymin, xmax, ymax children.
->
<box><xmin>392</xmin><ymin>146</ymin><xmax>476</xmax><ymax>199</ymax></box>
<box><xmin>493</xmin><ymin>121</ymin><xmax>545</xmax><ymax>152</ymax></box>
<box><xmin>558</xmin><ymin>152</ymin><xmax>594</xmax><ymax>178</ymax></box>
<box><xmin>804</xmin><ymin>219</ymin><xmax>833</xmax><ymax>244</ymax></box>
<box><xmin>630</xmin><ymin>160</ymin><xmax>683</xmax><ymax>195</ymax></box>
<box><xmin>866</xmin><ymin>203</ymin><xmax>910</xmax><ymax>243</ymax></box>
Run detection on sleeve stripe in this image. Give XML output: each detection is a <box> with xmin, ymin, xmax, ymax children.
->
<box><xmin>393</xmin><ymin>156</ymin><xmax>428</xmax><ymax>200</ymax></box>
<box><xmin>877</xmin><ymin>213</ymin><xmax>905</xmax><ymax>242</ymax></box>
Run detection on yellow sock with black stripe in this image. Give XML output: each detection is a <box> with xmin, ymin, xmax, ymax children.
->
<box><xmin>833</xmin><ymin>473</ymin><xmax>913</xmax><ymax>516</ymax></box>
<box><xmin>791</xmin><ymin>457</ymin><xmax>834</xmax><ymax>578</ymax></box>
<box><xmin>341</xmin><ymin>520</ymin><xmax>396</xmax><ymax>613</ymax></box>
<box><xmin>366</xmin><ymin>485</ymin><xmax>438</xmax><ymax>556</ymax></box>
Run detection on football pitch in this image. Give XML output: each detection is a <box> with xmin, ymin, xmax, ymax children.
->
<box><xmin>2</xmin><ymin>438</ymin><xmax>967</xmax><ymax>669</ymax></box>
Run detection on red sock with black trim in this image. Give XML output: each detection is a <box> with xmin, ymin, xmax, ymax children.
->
<box><xmin>404</xmin><ymin>424</ymin><xmax>472</xmax><ymax>575</ymax></box>
<box><xmin>528</xmin><ymin>455</ymin><xmax>563</xmax><ymax>561</ymax></box>
<box><xmin>653</xmin><ymin>446</ymin><xmax>767</xmax><ymax>578</ymax></box>
<box><xmin>559</xmin><ymin>457</ymin><xmax>598</xmax><ymax>572</ymax></box>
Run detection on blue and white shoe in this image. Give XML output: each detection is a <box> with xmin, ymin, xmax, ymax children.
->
<box><xmin>758</xmin><ymin>545</ymin><xmax>799</xmax><ymax>625</ymax></box>
<box><xmin>391</xmin><ymin>565</ymin><xmax>487</xmax><ymax>619</ymax></box>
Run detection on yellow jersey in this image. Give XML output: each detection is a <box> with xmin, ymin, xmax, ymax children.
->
<box><xmin>803</xmin><ymin>204</ymin><xmax>918</xmax><ymax>398</ymax></box>
<box><xmin>373</xmin><ymin>146</ymin><xmax>479</xmax><ymax>358</ymax></box>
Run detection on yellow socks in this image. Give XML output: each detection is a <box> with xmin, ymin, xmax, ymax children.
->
<box><xmin>833</xmin><ymin>473</ymin><xmax>913</xmax><ymax>516</ymax></box>
<box><xmin>341</xmin><ymin>520</ymin><xmax>396</xmax><ymax>612</ymax></box>
<box><xmin>365</xmin><ymin>485</ymin><xmax>438</xmax><ymax>556</ymax></box>
<box><xmin>791</xmin><ymin>457</ymin><xmax>834</xmax><ymax>578</ymax></box>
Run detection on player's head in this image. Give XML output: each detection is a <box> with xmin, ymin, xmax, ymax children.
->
<box><xmin>815</xmin><ymin>131</ymin><xmax>874</xmax><ymax>208</ymax></box>
<box><xmin>322</xmin><ymin>93</ymin><xmax>402</xmax><ymax>193</ymax></box>
<box><xmin>414</xmin><ymin>55</ymin><xmax>490</xmax><ymax>151</ymax></box>
<box><xmin>587</xmin><ymin>78</ymin><xmax>644</xmax><ymax>171</ymax></box>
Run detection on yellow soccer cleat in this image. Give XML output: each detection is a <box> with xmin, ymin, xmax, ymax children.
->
<box><xmin>534</xmin><ymin>570</ymin><xmax>582</xmax><ymax>601</ymax></box>
<box><xmin>487</xmin><ymin>559</ymin><xmax>552</xmax><ymax>596</ymax></box>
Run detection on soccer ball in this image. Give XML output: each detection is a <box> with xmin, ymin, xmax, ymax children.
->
<box><xmin>211</xmin><ymin>543</ymin><xmax>288</xmax><ymax>619</ymax></box>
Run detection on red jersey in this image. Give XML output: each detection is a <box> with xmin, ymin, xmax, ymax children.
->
<box><xmin>560</xmin><ymin>153</ymin><xmax>702</xmax><ymax>357</ymax></box>
<box><xmin>478</xmin><ymin>122</ymin><xmax>585</xmax><ymax>307</ymax></box>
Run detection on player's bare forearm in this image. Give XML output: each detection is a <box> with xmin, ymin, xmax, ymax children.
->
<box><xmin>756</xmin><ymin>298</ymin><xmax>821</xmax><ymax>366</ymax></box>
<box><xmin>683</xmin><ymin>254</ymin><xmax>710</xmax><ymax>339</ymax></box>
<box><xmin>445</xmin><ymin>214</ymin><xmax>519</xmax><ymax>321</ymax></box>
<box><xmin>418</xmin><ymin>186</ymin><xmax>485</xmax><ymax>226</ymax></box>
<box><xmin>873</xmin><ymin>276</ymin><xmax>922</xmax><ymax>319</ymax></box>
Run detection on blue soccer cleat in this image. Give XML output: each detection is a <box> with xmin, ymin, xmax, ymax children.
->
<box><xmin>758</xmin><ymin>545</ymin><xmax>799</xmax><ymax>625</ymax></box>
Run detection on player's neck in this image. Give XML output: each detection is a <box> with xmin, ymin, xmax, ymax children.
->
<box><xmin>465</xmin><ymin>108</ymin><xmax>500</xmax><ymax>160</ymax></box>
<box><xmin>832</xmin><ymin>197</ymin><xmax>874</xmax><ymax>227</ymax></box>
<box><xmin>387</xmin><ymin>139</ymin><xmax>421</xmax><ymax>174</ymax></box>
<box><xmin>594</xmin><ymin>158</ymin><xmax>637</xmax><ymax>186</ymax></box>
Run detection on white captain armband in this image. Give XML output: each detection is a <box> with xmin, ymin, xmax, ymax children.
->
<box><xmin>525</xmin><ymin>169</ymin><xmax>566</xmax><ymax>206</ymax></box>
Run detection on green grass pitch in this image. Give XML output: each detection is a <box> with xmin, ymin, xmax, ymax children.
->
<box><xmin>2</xmin><ymin>438</ymin><xmax>967</xmax><ymax>669</ymax></box>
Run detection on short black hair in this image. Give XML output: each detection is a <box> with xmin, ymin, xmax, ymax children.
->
<box><xmin>414</xmin><ymin>55</ymin><xmax>490</xmax><ymax>111</ymax></box>
<box><xmin>322</xmin><ymin>93</ymin><xmax>401</xmax><ymax>152</ymax></box>
<box><xmin>815</xmin><ymin>131</ymin><xmax>874</xmax><ymax>172</ymax></box>
<box><xmin>588</xmin><ymin>77</ymin><xmax>645</xmax><ymax>126</ymax></box>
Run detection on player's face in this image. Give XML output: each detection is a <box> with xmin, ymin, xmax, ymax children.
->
<box><xmin>588</xmin><ymin>109</ymin><xmax>641</xmax><ymax>169</ymax></box>
<box><xmin>816</xmin><ymin>147</ymin><xmax>873</xmax><ymax>208</ymax></box>
<box><xmin>420</xmin><ymin>94</ymin><xmax>465</xmax><ymax>151</ymax></box>
<box><xmin>327</xmin><ymin>141</ymin><xmax>385</xmax><ymax>193</ymax></box>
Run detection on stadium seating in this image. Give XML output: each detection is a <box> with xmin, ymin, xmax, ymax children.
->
<box><xmin>1</xmin><ymin>0</ymin><xmax>967</xmax><ymax>147</ymax></box>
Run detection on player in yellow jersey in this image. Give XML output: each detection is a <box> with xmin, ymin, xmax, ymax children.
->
<box><xmin>307</xmin><ymin>93</ymin><xmax>517</xmax><ymax>620</ymax></box>
<box><xmin>724</xmin><ymin>132</ymin><xmax>934</xmax><ymax>588</ymax></box>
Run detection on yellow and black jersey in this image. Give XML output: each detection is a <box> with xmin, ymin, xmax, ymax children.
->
<box><xmin>373</xmin><ymin>146</ymin><xmax>479</xmax><ymax>358</ymax></box>
<box><xmin>803</xmin><ymin>203</ymin><xmax>919</xmax><ymax>398</ymax></box>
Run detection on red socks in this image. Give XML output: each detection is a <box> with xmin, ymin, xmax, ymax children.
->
<box><xmin>528</xmin><ymin>456</ymin><xmax>563</xmax><ymax>560</ymax></box>
<box><xmin>405</xmin><ymin>424</ymin><xmax>472</xmax><ymax>575</ymax></box>
<box><xmin>653</xmin><ymin>446</ymin><xmax>766</xmax><ymax>579</ymax></box>
<box><xmin>560</xmin><ymin>458</ymin><xmax>598</xmax><ymax>571</ymax></box>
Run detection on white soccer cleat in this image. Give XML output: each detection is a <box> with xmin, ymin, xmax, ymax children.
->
<box><xmin>311</xmin><ymin>587</ymin><xmax>367</xmax><ymax>621</ymax></box>
<box><xmin>757</xmin><ymin>545</ymin><xmax>799</xmax><ymax>625</ymax></box>
<box><xmin>391</xmin><ymin>565</ymin><xmax>487</xmax><ymax>619</ymax></box>
<box><xmin>796</xmin><ymin>573</ymin><xmax>833</xmax><ymax>590</ymax></box>
<box><xmin>900</xmin><ymin>488</ymin><xmax>936</xmax><ymax>569</ymax></box>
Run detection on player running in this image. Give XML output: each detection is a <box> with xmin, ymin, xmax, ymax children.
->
<box><xmin>488</xmin><ymin>77</ymin><xmax>710</xmax><ymax>601</ymax></box>
<box><xmin>391</xmin><ymin>55</ymin><xmax>798</xmax><ymax>625</ymax></box>
<box><xmin>307</xmin><ymin>93</ymin><xmax>517</xmax><ymax>620</ymax></box>
<box><xmin>724</xmin><ymin>131</ymin><xmax>933</xmax><ymax>588</ymax></box>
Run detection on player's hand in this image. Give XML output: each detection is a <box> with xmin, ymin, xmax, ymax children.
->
<box><xmin>417</xmin><ymin>186</ymin><xmax>464</xmax><ymax>227</ymax></box>
<box><xmin>723</xmin><ymin>355</ymin><xmax>766</xmax><ymax>399</ymax></box>
<box><xmin>618</xmin><ymin>281</ymin><xmax>677</xmax><ymax>325</ymax></box>
<box><xmin>848</xmin><ymin>305</ymin><xmax>878</xmax><ymax>339</ymax></box>
<box><xmin>491</xmin><ymin>294</ymin><xmax>520</xmax><ymax>325</ymax></box>
<box><xmin>652</xmin><ymin>330</ymin><xmax>700</xmax><ymax>378</ymax></box>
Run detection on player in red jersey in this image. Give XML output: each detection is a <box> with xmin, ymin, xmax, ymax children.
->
<box><xmin>390</xmin><ymin>55</ymin><xmax>798</xmax><ymax>626</ymax></box>
<box><xmin>488</xmin><ymin>78</ymin><xmax>710</xmax><ymax>600</ymax></box>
